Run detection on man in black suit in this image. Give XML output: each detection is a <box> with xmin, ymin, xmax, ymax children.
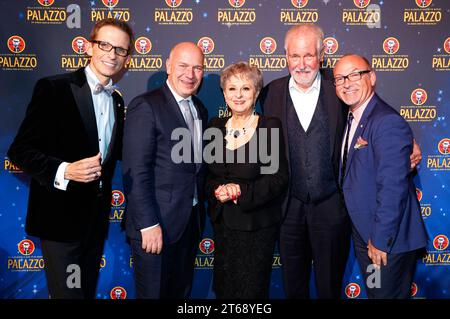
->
<box><xmin>7</xmin><ymin>18</ymin><xmax>133</xmax><ymax>299</ymax></box>
<box><xmin>260</xmin><ymin>24</ymin><xmax>350</xmax><ymax>299</ymax></box>
<box><xmin>122</xmin><ymin>42</ymin><xmax>208</xmax><ymax>298</ymax></box>
<box><xmin>261</xmin><ymin>24</ymin><xmax>422</xmax><ymax>299</ymax></box>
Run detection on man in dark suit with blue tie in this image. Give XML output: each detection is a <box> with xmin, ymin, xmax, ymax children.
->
<box><xmin>334</xmin><ymin>54</ymin><xmax>428</xmax><ymax>298</ymax></box>
<box><xmin>122</xmin><ymin>42</ymin><xmax>208</xmax><ymax>298</ymax></box>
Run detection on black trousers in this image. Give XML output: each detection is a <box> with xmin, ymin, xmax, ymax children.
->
<box><xmin>213</xmin><ymin>221</ymin><xmax>278</xmax><ymax>299</ymax></box>
<box><xmin>352</xmin><ymin>227</ymin><xmax>419</xmax><ymax>299</ymax></box>
<box><xmin>279</xmin><ymin>192</ymin><xmax>351</xmax><ymax>299</ymax></box>
<box><xmin>41</xmin><ymin>230</ymin><xmax>106</xmax><ymax>299</ymax></box>
<box><xmin>131</xmin><ymin>206</ymin><xmax>200</xmax><ymax>299</ymax></box>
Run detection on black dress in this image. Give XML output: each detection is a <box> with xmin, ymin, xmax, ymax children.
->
<box><xmin>205</xmin><ymin>114</ymin><xmax>289</xmax><ymax>299</ymax></box>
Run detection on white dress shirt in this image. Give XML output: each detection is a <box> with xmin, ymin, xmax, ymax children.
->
<box><xmin>288</xmin><ymin>72</ymin><xmax>321</xmax><ymax>132</ymax></box>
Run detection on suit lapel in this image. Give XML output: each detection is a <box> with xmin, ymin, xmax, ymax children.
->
<box><xmin>162</xmin><ymin>83</ymin><xmax>189</xmax><ymax>130</ymax></box>
<box><xmin>321</xmin><ymin>73</ymin><xmax>339</xmax><ymax>157</ymax></box>
<box><xmin>281</xmin><ymin>78</ymin><xmax>290</xmax><ymax>162</ymax></box>
<box><xmin>162</xmin><ymin>84</ymin><xmax>197</xmax><ymax>172</ymax></box>
<box><xmin>70</xmin><ymin>68</ymin><xmax>99</xmax><ymax>155</ymax></box>
<box><xmin>344</xmin><ymin>95</ymin><xmax>378</xmax><ymax>179</ymax></box>
<box><xmin>103</xmin><ymin>91</ymin><xmax>123</xmax><ymax>163</ymax></box>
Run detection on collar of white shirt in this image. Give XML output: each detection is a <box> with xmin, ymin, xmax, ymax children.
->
<box><xmin>85</xmin><ymin>65</ymin><xmax>113</xmax><ymax>93</ymax></box>
<box><xmin>288</xmin><ymin>71</ymin><xmax>321</xmax><ymax>94</ymax></box>
<box><xmin>166</xmin><ymin>79</ymin><xmax>193</xmax><ymax>105</ymax></box>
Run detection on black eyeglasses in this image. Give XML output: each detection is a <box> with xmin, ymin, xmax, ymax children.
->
<box><xmin>333</xmin><ymin>70</ymin><xmax>371</xmax><ymax>86</ymax></box>
<box><xmin>91</xmin><ymin>40</ymin><xmax>129</xmax><ymax>57</ymax></box>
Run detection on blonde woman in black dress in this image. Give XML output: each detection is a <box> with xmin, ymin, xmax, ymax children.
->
<box><xmin>205</xmin><ymin>62</ymin><xmax>289</xmax><ymax>299</ymax></box>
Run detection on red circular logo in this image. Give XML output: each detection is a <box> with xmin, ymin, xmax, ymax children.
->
<box><xmin>110</xmin><ymin>286</ymin><xmax>127</xmax><ymax>299</ymax></box>
<box><xmin>229</xmin><ymin>0</ymin><xmax>245</xmax><ymax>8</ymax></box>
<box><xmin>165</xmin><ymin>0</ymin><xmax>182</xmax><ymax>8</ymax></box>
<box><xmin>259</xmin><ymin>37</ymin><xmax>277</xmax><ymax>55</ymax></box>
<box><xmin>291</xmin><ymin>0</ymin><xmax>308</xmax><ymax>9</ymax></box>
<box><xmin>71</xmin><ymin>37</ymin><xmax>89</xmax><ymax>55</ymax></box>
<box><xmin>102</xmin><ymin>0</ymin><xmax>119</xmax><ymax>8</ymax></box>
<box><xmin>438</xmin><ymin>138</ymin><xmax>450</xmax><ymax>155</ymax></box>
<box><xmin>410</xmin><ymin>88</ymin><xmax>427</xmax><ymax>106</ymax></box>
<box><xmin>7</xmin><ymin>36</ymin><xmax>26</xmax><ymax>54</ymax></box>
<box><xmin>443</xmin><ymin>37</ymin><xmax>450</xmax><ymax>54</ymax></box>
<box><xmin>199</xmin><ymin>238</ymin><xmax>215</xmax><ymax>254</ymax></box>
<box><xmin>111</xmin><ymin>190</ymin><xmax>125</xmax><ymax>207</ymax></box>
<box><xmin>323</xmin><ymin>37</ymin><xmax>339</xmax><ymax>55</ymax></box>
<box><xmin>345</xmin><ymin>283</ymin><xmax>361</xmax><ymax>298</ymax></box>
<box><xmin>353</xmin><ymin>0</ymin><xmax>370</xmax><ymax>8</ymax></box>
<box><xmin>415</xmin><ymin>0</ymin><xmax>432</xmax><ymax>8</ymax></box>
<box><xmin>415</xmin><ymin>188</ymin><xmax>423</xmax><ymax>202</ymax></box>
<box><xmin>37</xmin><ymin>0</ymin><xmax>55</xmax><ymax>6</ymax></box>
<box><xmin>135</xmin><ymin>37</ymin><xmax>152</xmax><ymax>55</ymax></box>
<box><xmin>18</xmin><ymin>239</ymin><xmax>35</xmax><ymax>256</ymax></box>
<box><xmin>197</xmin><ymin>37</ymin><xmax>215</xmax><ymax>55</ymax></box>
<box><xmin>383</xmin><ymin>37</ymin><xmax>400</xmax><ymax>55</ymax></box>
<box><xmin>433</xmin><ymin>235</ymin><xmax>449</xmax><ymax>250</ymax></box>
<box><xmin>411</xmin><ymin>282</ymin><xmax>418</xmax><ymax>297</ymax></box>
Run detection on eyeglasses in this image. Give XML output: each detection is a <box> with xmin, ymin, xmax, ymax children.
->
<box><xmin>333</xmin><ymin>70</ymin><xmax>371</xmax><ymax>86</ymax></box>
<box><xmin>91</xmin><ymin>40</ymin><xmax>129</xmax><ymax>57</ymax></box>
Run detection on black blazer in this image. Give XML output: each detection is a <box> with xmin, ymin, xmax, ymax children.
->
<box><xmin>122</xmin><ymin>83</ymin><xmax>208</xmax><ymax>244</ymax></box>
<box><xmin>7</xmin><ymin>68</ymin><xmax>124</xmax><ymax>242</ymax></box>
<box><xmin>259</xmin><ymin>70</ymin><xmax>348</xmax><ymax>212</ymax></box>
<box><xmin>205</xmin><ymin>115</ymin><xmax>289</xmax><ymax>231</ymax></box>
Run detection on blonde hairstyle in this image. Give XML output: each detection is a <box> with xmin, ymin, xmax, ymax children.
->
<box><xmin>220</xmin><ymin>62</ymin><xmax>263</xmax><ymax>93</ymax></box>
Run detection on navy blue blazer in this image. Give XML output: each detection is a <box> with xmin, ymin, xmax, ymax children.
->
<box><xmin>122</xmin><ymin>83</ymin><xmax>208</xmax><ymax>244</ymax></box>
<box><xmin>341</xmin><ymin>94</ymin><xmax>428</xmax><ymax>254</ymax></box>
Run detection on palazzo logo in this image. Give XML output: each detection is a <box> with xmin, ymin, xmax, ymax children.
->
<box><xmin>372</xmin><ymin>37</ymin><xmax>409</xmax><ymax>71</ymax></box>
<box><xmin>321</xmin><ymin>37</ymin><xmax>342</xmax><ymax>69</ymax></box>
<box><xmin>345</xmin><ymin>283</ymin><xmax>361</xmax><ymax>298</ymax></box>
<box><xmin>249</xmin><ymin>37</ymin><xmax>286</xmax><ymax>72</ymax></box>
<box><xmin>432</xmin><ymin>37</ymin><xmax>450</xmax><ymax>71</ymax></box>
<box><xmin>404</xmin><ymin>0</ymin><xmax>442</xmax><ymax>26</ymax></box>
<box><xmin>71</xmin><ymin>37</ymin><xmax>88</xmax><ymax>55</ymax></box>
<box><xmin>7</xmin><ymin>36</ymin><xmax>26</xmax><ymax>54</ymax></box>
<box><xmin>155</xmin><ymin>0</ymin><xmax>193</xmax><ymax>25</ymax></box>
<box><xmin>280</xmin><ymin>0</ymin><xmax>318</xmax><ymax>25</ymax></box>
<box><xmin>218</xmin><ymin>0</ymin><xmax>256</xmax><ymax>26</ymax></box>
<box><xmin>259</xmin><ymin>37</ymin><xmax>277</xmax><ymax>55</ymax></box>
<box><xmin>60</xmin><ymin>37</ymin><xmax>89</xmax><ymax>71</ymax></box>
<box><xmin>127</xmin><ymin>36</ymin><xmax>163</xmax><ymax>72</ymax></box>
<box><xmin>91</xmin><ymin>0</ymin><xmax>131</xmax><ymax>22</ymax></box>
<box><xmin>1</xmin><ymin>36</ymin><xmax>38</xmax><ymax>71</ymax></box>
<box><xmin>197</xmin><ymin>36</ymin><xmax>225</xmax><ymax>72</ymax></box>
<box><xmin>110</xmin><ymin>286</ymin><xmax>127</xmax><ymax>299</ymax></box>
<box><xmin>400</xmin><ymin>88</ymin><xmax>436</xmax><ymax>122</ymax></box>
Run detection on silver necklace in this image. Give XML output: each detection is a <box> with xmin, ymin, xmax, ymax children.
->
<box><xmin>226</xmin><ymin>113</ymin><xmax>256</xmax><ymax>138</ymax></box>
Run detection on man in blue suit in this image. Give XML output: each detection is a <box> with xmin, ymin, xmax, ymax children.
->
<box><xmin>122</xmin><ymin>42</ymin><xmax>208</xmax><ymax>298</ymax></box>
<box><xmin>333</xmin><ymin>54</ymin><xmax>428</xmax><ymax>298</ymax></box>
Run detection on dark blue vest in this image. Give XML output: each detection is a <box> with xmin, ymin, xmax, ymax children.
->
<box><xmin>286</xmin><ymin>91</ymin><xmax>338</xmax><ymax>203</ymax></box>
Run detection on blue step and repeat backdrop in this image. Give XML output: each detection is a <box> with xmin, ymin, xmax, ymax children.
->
<box><xmin>0</xmin><ymin>0</ymin><xmax>449</xmax><ymax>299</ymax></box>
